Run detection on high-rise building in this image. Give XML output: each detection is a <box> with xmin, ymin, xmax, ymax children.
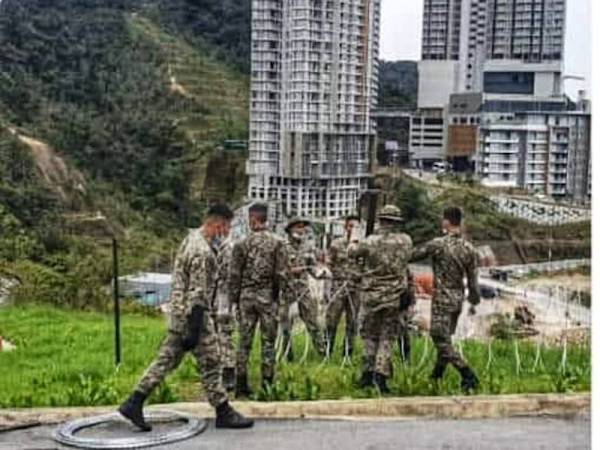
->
<box><xmin>248</xmin><ymin>0</ymin><xmax>381</xmax><ymax>219</ymax></box>
<box><xmin>412</xmin><ymin>0</ymin><xmax>574</xmax><ymax>180</ymax></box>
<box><xmin>419</xmin><ymin>0</ymin><xmax>566</xmax><ymax>93</ymax></box>
<box><xmin>421</xmin><ymin>0</ymin><xmax>463</xmax><ymax>61</ymax></box>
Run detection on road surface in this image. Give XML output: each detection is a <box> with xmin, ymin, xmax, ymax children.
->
<box><xmin>0</xmin><ymin>415</ymin><xmax>589</xmax><ymax>450</ymax></box>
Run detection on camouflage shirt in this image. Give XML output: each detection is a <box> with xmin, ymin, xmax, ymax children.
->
<box><xmin>285</xmin><ymin>238</ymin><xmax>318</xmax><ymax>294</ymax></box>
<box><xmin>410</xmin><ymin>231</ymin><xmax>480</xmax><ymax>307</ymax></box>
<box><xmin>350</xmin><ymin>227</ymin><xmax>413</xmax><ymax>312</ymax></box>
<box><xmin>168</xmin><ymin>227</ymin><xmax>218</xmax><ymax>333</ymax></box>
<box><xmin>329</xmin><ymin>236</ymin><xmax>360</xmax><ymax>282</ymax></box>
<box><xmin>228</xmin><ymin>228</ymin><xmax>287</xmax><ymax>305</ymax></box>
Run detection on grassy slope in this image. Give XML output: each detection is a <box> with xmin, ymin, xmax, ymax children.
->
<box><xmin>129</xmin><ymin>15</ymin><xmax>249</xmax><ymax>205</ymax></box>
<box><xmin>0</xmin><ymin>306</ymin><xmax>590</xmax><ymax>408</ymax></box>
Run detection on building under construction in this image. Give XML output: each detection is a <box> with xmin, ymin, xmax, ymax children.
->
<box><xmin>247</xmin><ymin>0</ymin><xmax>381</xmax><ymax>219</ymax></box>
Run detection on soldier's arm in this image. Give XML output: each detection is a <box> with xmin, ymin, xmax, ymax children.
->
<box><xmin>466</xmin><ymin>247</ymin><xmax>481</xmax><ymax>307</ymax></box>
<box><xmin>228</xmin><ymin>241</ymin><xmax>245</xmax><ymax>306</ymax></box>
<box><xmin>187</xmin><ymin>254</ymin><xmax>209</xmax><ymax>308</ymax></box>
<box><xmin>409</xmin><ymin>238</ymin><xmax>437</xmax><ymax>262</ymax></box>
<box><xmin>167</xmin><ymin>239</ymin><xmax>191</xmax><ymax>333</ymax></box>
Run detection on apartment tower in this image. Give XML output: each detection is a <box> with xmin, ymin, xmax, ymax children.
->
<box><xmin>248</xmin><ymin>0</ymin><xmax>381</xmax><ymax>219</ymax></box>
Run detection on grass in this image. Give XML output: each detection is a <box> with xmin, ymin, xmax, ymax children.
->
<box><xmin>0</xmin><ymin>305</ymin><xmax>590</xmax><ymax>408</ymax></box>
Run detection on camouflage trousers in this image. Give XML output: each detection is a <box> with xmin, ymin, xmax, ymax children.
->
<box><xmin>325</xmin><ymin>280</ymin><xmax>360</xmax><ymax>355</ymax></box>
<box><xmin>361</xmin><ymin>306</ymin><xmax>400</xmax><ymax>377</ymax></box>
<box><xmin>237</xmin><ymin>296</ymin><xmax>278</xmax><ymax>380</ymax></box>
<box><xmin>430</xmin><ymin>298</ymin><xmax>468</xmax><ymax>372</ymax></box>
<box><xmin>136</xmin><ymin>314</ymin><xmax>227</xmax><ymax>408</ymax></box>
<box><xmin>214</xmin><ymin>312</ymin><xmax>236</xmax><ymax>370</ymax></box>
<box><xmin>282</xmin><ymin>286</ymin><xmax>326</xmax><ymax>357</ymax></box>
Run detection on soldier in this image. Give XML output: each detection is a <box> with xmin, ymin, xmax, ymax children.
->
<box><xmin>326</xmin><ymin>215</ymin><xmax>361</xmax><ymax>358</ymax></box>
<box><xmin>282</xmin><ymin>217</ymin><xmax>327</xmax><ymax>358</ymax></box>
<box><xmin>214</xmin><ymin>238</ymin><xmax>236</xmax><ymax>394</ymax></box>
<box><xmin>229</xmin><ymin>203</ymin><xmax>287</xmax><ymax>396</ymax></box>
<box><xmin>118</xmin><ymin>204</ymin><xmax>253</xmax><ymax>431</ymax></box>
<box><xmin>350</xmin><ymin>205</ymin><xmax>413</xmax><ymax>393</ymax></box>
<box><xmin>410</xmin><ymin>206</ymin><xmax>480</xmax><ymax>392</ymax></box>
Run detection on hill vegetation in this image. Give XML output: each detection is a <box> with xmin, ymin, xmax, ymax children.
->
<box><xmin>0</xmin><ymin>0</ymin><xmax>250</xmax><ymax>308</ymax></box>
<box><xmin>378</xmin><ymin>61</ymin><xmax>418</xmax><ymax>109</ymax></box>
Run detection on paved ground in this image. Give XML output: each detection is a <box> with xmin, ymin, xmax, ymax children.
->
<box><xmin>0</xmin><ymin>415</ymin><xmax>590</xmax><ymax>450</ymax></box>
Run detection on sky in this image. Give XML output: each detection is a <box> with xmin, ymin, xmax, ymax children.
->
<box><xmin>380</xmin><ymin>0</ymin><xmax>592</xmax><ymax>99</ymax></box>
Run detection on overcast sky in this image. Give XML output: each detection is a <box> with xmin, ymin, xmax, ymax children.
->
<box><xmin>380</xmin><ymin>0</ymin><xmax>592</xmax><ymax>99</ymax></box>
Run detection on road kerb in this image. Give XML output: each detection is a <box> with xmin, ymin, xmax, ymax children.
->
<box><xmin>0</xmin><ymin>393</ymin><xmax>589</xmax><ymax>427</ymax></box>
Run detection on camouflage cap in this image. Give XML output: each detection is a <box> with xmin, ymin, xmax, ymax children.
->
<box><xmin>285</xmin><ymin>216</ymin><xmax>311</xmax><ymax>232</ymax></box>
<box><xmin>378</xmin><ymin>204</ymin><xmax>404</xmax><ymax>222</ymax></box>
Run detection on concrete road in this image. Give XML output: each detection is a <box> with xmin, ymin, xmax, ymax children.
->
<box><xmin>0</xmin><ymin>416</ymin><xmax>589</xmax><ymax>450</ymax></box>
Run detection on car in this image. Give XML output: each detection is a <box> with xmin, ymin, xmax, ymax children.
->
<box><xmin>432</xmin><ymin>161</ymin><xmax>451</xmax><ymax>174</ymax></box>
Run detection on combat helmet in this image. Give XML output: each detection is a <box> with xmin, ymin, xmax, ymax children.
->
<box><xmin>285</xmin><ymin>216</ymin><xmax>311</xmax><ymax>233</ymax></box>
<box><xmin>377</xmin><ymin>204</ymin><xmax>404</xmax><ymax>222</ymax></box>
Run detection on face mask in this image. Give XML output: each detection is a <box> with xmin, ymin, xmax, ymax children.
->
<box><xmin>211</xmin><ymin>236</ymin><xmax>223</xmax><ymax>250</ymax></box>
<box><xmin>291</xmin><ymin>231</ymin><xmax>304</xmax><ymax>241</ymax></box>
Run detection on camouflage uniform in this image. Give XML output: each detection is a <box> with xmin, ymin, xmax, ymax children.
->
<box><xmin>283</xmin><ymin>238</ymin><xmax>327</xmax><ymax>357</ymax></box>
<box><xmin>136</xmin><ymin>228</ymin><xmax>227</xmax><ymax>408</ymax></box>
<box><xmin>215</xmin><ymin>239</ymin><xmax>236</xmax><ymax>390</ymax></box>
<box><xmin>326</xmin><ymin>236</ymin><xmax>361</xmax><ymax>356</ymax></box>
<box><xmin>229</xmin><ymin>229</ymin><xmax>287</xmax><ymax>382</ymax></box>
<box><xmin>410</xmin><ymin>230</ymin><xmax>480</xmax><ymax>375</ymax></box>
<box><xmin>351</xmin><ymin>226</ymin><xmax>413</xmax><ymax>378</ymax></box>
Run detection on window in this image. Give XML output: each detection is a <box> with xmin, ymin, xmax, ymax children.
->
<box><xmin>483</xmin><ymin>72</ymin><xmax>535</xmax><ymax>95</ymax></box>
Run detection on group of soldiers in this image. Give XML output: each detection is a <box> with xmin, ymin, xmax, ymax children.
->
<box><xmin>118</xmin><ymin>201</ymin><xmax>481</xmax><ymax>432</ymax></box>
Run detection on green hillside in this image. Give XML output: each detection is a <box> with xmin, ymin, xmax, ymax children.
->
<box><xmin>0</xmin><ymin>0</ymin><xmax>250</xmax><ymax>308</ymax></box>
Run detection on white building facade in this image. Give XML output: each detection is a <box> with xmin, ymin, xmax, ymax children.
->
<box><xmin>476</xmin><ymin>110</ymin><xmax>591</xmax><ymax>202</ymax></box>
<box><xmin>248</xmin><ymin>0</ymin><xmax>381</xmax><ymax>219</ymax></box>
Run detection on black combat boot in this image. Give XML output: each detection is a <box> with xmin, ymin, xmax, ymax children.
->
<box><xmin>118</xmin><ymin>391</ymin><xmax>152</xmax><ymax>432</ymax></box>
<box><xmin>223</xmin><ymin>368</ymin><xmax>236</xmax><ymax>394</ymax></box>
<box><xmin>373</xmin><ymin>373</ymin><xmax>390</xmax><ymax>394</ymax></box>
<box><xmin>235</xmin><ymin>373</ymin><xmax>253</xmax><ymax>398</ymax></box>
<box><xmin>459</xmin><ymin>367</ymin><xmax>479</xmax><ymax>393</ymax></box>
<box><xmin>358</xmin><ymin>370</ymin><xmax>374</xmax><ymax>388</ymax></box>
<box><xmin>215</xmin><ymin>401</ymin><xmax>254</xmax><ymax>429</ymax></box>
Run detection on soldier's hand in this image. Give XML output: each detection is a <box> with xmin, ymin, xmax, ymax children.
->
<box><xmin>468</xmin><ymin>305</ymin><xmax>477</xmax><ymax>316</ymax></box>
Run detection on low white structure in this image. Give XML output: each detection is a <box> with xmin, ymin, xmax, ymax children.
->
<box><xmin>476</xmin><ymin>110</ymin><xmax>591</xmax><ymax>202</ymax></box>
<box><xmin>120</xmin><ymin>273</ymin><xmax>172</xmax><ymax>306</ymax></box>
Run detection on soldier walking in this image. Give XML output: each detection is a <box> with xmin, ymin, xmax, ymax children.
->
<box><xmin>410</xmin><ymin>206</ymin><xmax>481</xmax><ymax>392</ymax></box>
<box><xmin>325</xmin><ymin>215</ymin><xmax>361</xmax><ymax>358</ymax></box>
<box><xmin>351</xmin><ymin>205</ymin><xmax>413</xmax><ymax>393</ymax></box>
<box><xmin>282</xmin><ymin>217</ymin><xmax>327</xmax><ymax>358</ymax></box>
<box><xmin>229</xmin><ymin>203</ymin><xmax>287</xmax><ymax>396</ymax></box>
<box><xmin>118</xmin><ymin>205</ymin><xmax>253</xmax><ymax>430</ymax></box>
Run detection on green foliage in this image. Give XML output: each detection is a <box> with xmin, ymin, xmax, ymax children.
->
<box><xmin>378</xmin><ymin>61</ymin><xmax>418</xmax><ymax>109</ymax></box>
<box><xmin>0</xmin><ymin>306</ymin><xmax>591</xmax><ymax>407</ymax></box>
<box><xmin>0</xmin><ymin>205</ymin><xmax>44</xmax><ymax>261</ymax></box>
<box><xmin>153</xmin><ymin>0</ymin><xmax>251</xmax><ymax>72</ymax></box>
<box><xmin>394</xmin><ymin>180</ymin><xmax>439</xmax><ymax>244</ymax></box>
